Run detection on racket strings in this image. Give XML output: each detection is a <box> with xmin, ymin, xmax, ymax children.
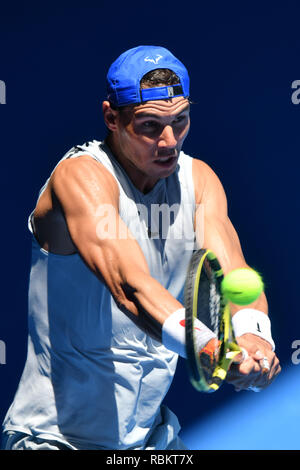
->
<box><xmin>185</xmin><ymin>249</ymin><xmax>243</xmax><ymax>392</ymax></box>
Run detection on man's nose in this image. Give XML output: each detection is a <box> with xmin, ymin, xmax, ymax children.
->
<box><xmin>158</xmin><ymin>125</ymin><xmax>177</xmax><ymax>148</ymax></box>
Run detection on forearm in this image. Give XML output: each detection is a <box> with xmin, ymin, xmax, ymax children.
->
<box><xmin>201</xmin><ymin>215</ymin><xmax>274</xmax><ymax>345</ymax></box>
<box><xmin>85</xmin><ymin>238</ymin><xmax>183</xmax><ymax>341</ymax></box>
<box><xmin>117</xmin><ymin>269</ymin><xmax>183</xmax><ymax>341</ymax></box>
<box><xmin>201</xmin><ymin>216</ymin><xmax>246</xmax><ymax>274</ymax></box>
<box><xmin>230</xmin><ymin>290</ymin><xmax>268</xmax><ymax>316</ymax></box>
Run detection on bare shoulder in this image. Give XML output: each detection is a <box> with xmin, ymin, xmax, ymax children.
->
<box><xmin>50</xmin><ymin>154</ymin><xmax>119</xmax><ymax>207</ymax></box>
<box><xmin>192</xmin><ymin>157</ymin><xmax>226</xmax><ymax>205</ymax></box>
<box><xmin>33</xmin><ymin>154</ymin><xmax>119</xmax><ymax>254</ymax></box>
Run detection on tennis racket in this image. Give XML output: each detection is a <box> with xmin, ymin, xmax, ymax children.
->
<box><xmin>184</xmin><ymin>248</ymin><xmax>244</xmax><ymax>393</ymax></box>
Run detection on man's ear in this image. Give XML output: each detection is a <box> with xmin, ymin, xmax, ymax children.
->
<box><xmin>102</xmin><ymin>101</ymin><xmax>118</xmax><ymax>131</ymax></box>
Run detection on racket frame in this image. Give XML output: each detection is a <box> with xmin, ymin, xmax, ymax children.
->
<box><xmin>185</xmin><ymin>249</ymin><xmax>242</xmax><ymax>392</ymax></box>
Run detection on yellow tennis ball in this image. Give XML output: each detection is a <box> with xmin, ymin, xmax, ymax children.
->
<box><xmin>221</xmin><ymin>268</ymin><xmax>264</xmax><ymax>305</ymax></box>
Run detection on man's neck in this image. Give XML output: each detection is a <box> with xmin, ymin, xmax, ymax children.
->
<box><xmin>104</xmin><ymin>134</ymin><xmax>159</xmax><ymax>194</ymax></box>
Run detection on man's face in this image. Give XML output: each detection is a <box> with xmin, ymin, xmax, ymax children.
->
<box><xmin>110</xmin><ymin>96</ymin><xmax>190</xmax><ymax>192</ymax></box>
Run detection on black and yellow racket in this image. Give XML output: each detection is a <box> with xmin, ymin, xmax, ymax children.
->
<box><xmin>184</xmin><ymin>248</ymin><xmax>244</xmax><ymax>393</ymax></box>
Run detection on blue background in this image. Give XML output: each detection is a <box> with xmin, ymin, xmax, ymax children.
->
<box><xmin>0</xmin><ymin>1</ymin><xmax>299</xmax><ymax>450</ymax></box>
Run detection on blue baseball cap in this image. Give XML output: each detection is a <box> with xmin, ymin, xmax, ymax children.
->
<box><xmin>106</xmin><ymin>45</ymin><xmax>190</xmax><ymax>107</ymax></box>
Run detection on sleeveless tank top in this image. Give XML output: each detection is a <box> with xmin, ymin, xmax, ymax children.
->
<box><xmin>3</xmin><ymin>140</ymin><xmax>196</xmax><ymax>450</ymax></box>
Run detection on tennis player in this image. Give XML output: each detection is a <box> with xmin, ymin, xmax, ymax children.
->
<box><xmin>2</xmin><ymin>46</ymin><xmax>280</xmax><ymax>450</ymax></box>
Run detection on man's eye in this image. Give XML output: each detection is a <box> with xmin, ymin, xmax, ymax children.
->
<box><xmin>142</xmin><ymin>121</ymin><xmax>158</xmax><ymax>128</ymax></box>
<box><xmin>174</xmin><ymin>115</ymin><xmax>186</xmax><ymax>124</ymax></box>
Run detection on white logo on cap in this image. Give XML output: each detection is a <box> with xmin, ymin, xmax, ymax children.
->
<box><xmin>168</xmin><ymin>87</ymin><xmax>175</xmax><ymax>97</ymax></box>
<box><xmin>144</xmin><ymin>54</ymin><xmax>163</xmax><ymax>65</ymax></box>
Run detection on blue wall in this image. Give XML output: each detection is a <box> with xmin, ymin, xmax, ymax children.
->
<box><xmin>0</xmin><ymin>1</ymin><xmax>299</xmax><ymax>449</ymax></box>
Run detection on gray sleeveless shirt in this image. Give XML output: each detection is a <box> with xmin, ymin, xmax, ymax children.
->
<box><xmin>3</xmin><ymin>140</ymin><xmax>196</xmax><ymax>449</ymax></box>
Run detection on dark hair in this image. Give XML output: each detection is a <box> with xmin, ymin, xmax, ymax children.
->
<box><xmin>109</xmin><ymin>68</ymin><xmax>181</xmax><ymax>110</ymax></box>
<box><xmin>140</xmin><ymin>68</ymin><xmax>181</xmax><ymax>89</ymax></box>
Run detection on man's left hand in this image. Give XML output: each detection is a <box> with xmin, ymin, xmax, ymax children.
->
<box><xmin>226</xmin><ymin>333</ymin><xmax>281</xmax><ymax>392</ymax></box>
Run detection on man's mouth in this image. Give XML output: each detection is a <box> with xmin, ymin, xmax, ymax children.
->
<box><xmin>154</xmin><ymin>151</ymin><xmax>177</xmax><ymax>166</ymax></box>
<box><xmin>156</xmin><ymin>155</ymin><xmax>175</xmax><ymax>162</ymax></box>
<box><xmin>153</xmin><ymin>155</ymin><xmax>177</xmax><ymax>168</ymax></box>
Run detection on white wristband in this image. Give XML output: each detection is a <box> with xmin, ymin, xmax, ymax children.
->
<box><xmin>232</xmin><ymin>308</ymin><xmax>275</xmax><ymax>351</ymax></box>
<box><xmin>162</xmin><ymin>308</ymin><xmax>216</xmax><ymax>358</ymax></box>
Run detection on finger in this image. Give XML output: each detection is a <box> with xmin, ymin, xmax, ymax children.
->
<box><xmin>260</xmin><ymin>356</ymin><xmax>271</xmax><ymax>373</ymax></box>
<box><xmin>233</xmin><ymin>347</ymin><xmax>248</xmax><ymax>364</ymax></box>
<box><xmin>268</xmin><ymin>356</ymin><xmax>281</xmax><ymax>380</ymax></box>
<box><xmin>232</xmin><ymin>348</ymin><xmax>260</xmax><ymax>374</ymax></box>
<box><xmin>263</xmin><ymin>353</ymin><xmax>279</xmax><ymax>377</ymax></box>
<box><xmin>253</xmin><ymin>349</ymin><xmax>278</xmax><ymax>374</ymax></box>
<box><xmin>232</xmin><ymin>357</ymin><xmax>281</xmax><ymax>392</ymax></box>
<box><xmin>238</xmin><ymin>357</ymin><xmax>261</xmax><ymax>375</ymax></box>
<box><xmin>248</xmin><ymin>358</ymin><xmax>281</xmax><ymax>390</ymax></box>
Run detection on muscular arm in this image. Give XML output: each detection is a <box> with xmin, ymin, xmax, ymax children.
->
<box><xmin>193</xmin><ymin>158</ymin><xmax>281</xmax><ymax>389</ymax></box>
<box><xmin>193</xmin><ymin>158</ymin><xmax>268</xmax><ymax>316</ymax></box>
<box><xmin>50</xmin><ymin>156</ymin><xmax>182</xmax><ymax>340</ymax></box>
